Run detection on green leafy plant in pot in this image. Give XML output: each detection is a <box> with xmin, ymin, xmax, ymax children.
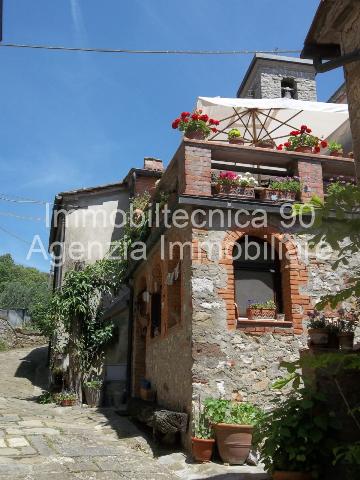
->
<box><xmin>257</xmin><ymin>389</ymin><xmax>340</xmax><ymax>480</ymax></box>
<box><xmin>228</xmin><ymin>128</ymin><xmax>244</xmax><ymax>145</ymax></box>
<box><xmin>83</xmin><ymin>379</ymin><xmax>103</xmax><ymax>407</ymax></box>
<box><xmin>192</xmin><ymin>400</ymin><xmax>215</xmax><ymax>463</ymax></box>
<box><xmin>203</xmin><ymin>398</ymin><xmax>263</xmax><ymax>465</ymax></box>
<box><xmin>307</xmin><ymin>311</ymin><xmax>329</xmax><ymax>346</ymax></box>
<box><xmin>337</xmin><ymin>308</ymin><xmax>359</xmax><ymax>351</ymax></box>
<box><xmin>55</xmin><ymin>390</ymin><xmax>78</xmax><ymax>407</ymax></box>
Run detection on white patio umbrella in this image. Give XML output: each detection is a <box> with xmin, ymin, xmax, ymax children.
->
<box><xmin>196</xmin><ymin>97</ymin><xmax>349</xmax><ymax>145</ymax></box>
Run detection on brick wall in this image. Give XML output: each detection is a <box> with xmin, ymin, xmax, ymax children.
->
<box><xmin>179</xmin><ymin>143</ymin><xmax>212</xmax><ymax>197</ymax></box>
<box><xmin>296</xmin><ymin>158</ymin><xmax>324</xmax><ymax>202</ymax></box>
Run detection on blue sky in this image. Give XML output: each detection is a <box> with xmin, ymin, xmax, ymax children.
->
<box><xmin>0</xmin><ymin>0</ymin><xmax>344</xmax><ymax>272</ymax></box>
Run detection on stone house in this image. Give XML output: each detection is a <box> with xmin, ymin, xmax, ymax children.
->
<box><xmin>48</xmin><ymin>159</ymin><xmax>163</xmax><ymax>404</ymax></box>
<box><xmin>301</xmin><ymin>0</ymin><xmax>360</xmax><ymax>178</ymax></box>
<box><xmin>128</xmin><ymin>56</ymin><xmax>357</xmax><ymax>448</ymax></box>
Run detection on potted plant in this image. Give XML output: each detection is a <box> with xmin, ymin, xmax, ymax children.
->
<box><xmin>213</xmin><ymin>171</ymin><xmax>257</xmax><ymax>198</ymax></box>
<box><xmin>255</xmin><ymin>138</ymin><xmax>275</xmax><ymax>149</ymax></box>
<box><xmin>192</xmin><ymin>402</ymin><xmax>215</xmax><ymax>463</ymax></box>
<box><xmin>228</xmin><ymin>129</ymin><xmax>244</xmax><ymax>145</ymax></box>
<box><xmin>257</xmin><ymin>390</ymin><xmax>339</xmax><ymax>479</ymax></box>
<box><xmin>260</xmin><ymin>176</ymin><xmax>301</xmax><ymax>202</ymax></box>
<box><xmin>328</xmin><ymin>141</ymin><xmax>344</xmax><ymax>157</ymax></box>
<box><xmin>247</xmin><ymin>299</ymin><xmax>276</xmax><ymax>319</ymax></box>
<box><xmin>277</xmin><ymin>125</ymin><xmax>327</xmax><ymax>154</ymax></box>
<box><xmin>55</xmin><ymin>390</ymin><xmax>77</xmax><ymax>407</ymax></box>
<box><xmin>204</xmin><ymin>398</ymin><xmax>263</xmax><ymax>465</ymax></box>
<box><xmin>172</xmin><ymin>111</ymin><xmax>219</xmax><ymax>140</ymax></box>
<box><xmin>307</xmin><ymin>311</ymin><xmax>329</xmax><ymax>346</ymax></box>
<box><xmin>83</xmin><ymin>379</ymin><xmax>103</xmax><ymax>407</ymax></box>
<box><xmin>337</xmin><ymin>308</ymin><xmax>359</xmax><ymax>351</ymax></box>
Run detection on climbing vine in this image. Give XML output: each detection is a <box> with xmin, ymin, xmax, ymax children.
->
<box><xmin>46</xmin><ymin>192</ymin><xmax>152</xmax><ymax>394</ymax></box>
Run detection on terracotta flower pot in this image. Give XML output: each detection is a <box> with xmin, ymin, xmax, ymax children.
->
<box><xmin>247</xmin><ymin>307</ymin><xmax>276</xmax><ymax>320</ymax></box>
<box><xmin>213</xmin><ymin>423</ymin><xmax>253</xmax><ymax>465</ymax></box>
<box><xmin>308</xmin><ymin>328</ymin><xmax>328</xmax><ymax>346</ymax></box>
<box><xmin>185</xmin><ymin>130</ymin><xmax>206</xmax><ymax>140</ymax></box>
<box><xmin>330</xmin><ymin>151</ymin><xmax>343</xmax><ymax>157</ymax></box>
<box><xmin>61</xmin><ymin>399</ymin><xmax>76</xmax><ymax>407</ymax></box>
<box><xmin>338</xmin><ymin>332</ymin><xmax>354</xmax><ymax>351</ymax></box>
<box><xmin>272</xmin><ymin>472</ymin><xmax>312</xmax><ymax>480</ymax></box>
<box><xmin>215</xmin><ymin>184</ymin><xmax>255</xmax><ymax>198</ymax></box>
<box><xmin>191</xmin><ymin>437</ymin><xmax>215</xmax><ymax>463</ymax></box>
<box><xmin>295</xmin><ymin>146</ymin><xmax>313</xmax><ymax>153</ymax></box>
<box><xmin>229</xmin><ymin>138</ymin><xmax>245</xmax><ymax>145</ymax></box>
<box><xmin>255</xmin><ymin>140</ymin><xmax>275</xmax><ymax>149</ymax></box>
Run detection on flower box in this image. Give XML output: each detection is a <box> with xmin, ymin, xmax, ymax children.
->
<box><xmin>214</xmin><ymin>184</ymin><xmax>255</xmax><ymax>198</ymax></box>
<box><xmin>255</xmin><ymin>140</ymin><xmax>275</xmax><ymax>149</ymax></box>
<box><xmin>247</xmin><ymin>307</ymin><xmax>276</xmax><ymax>320</ymax></box>
<box><xmin>295</xmin><ymin>146</ymin><xmax>313</xmax><ymax>153</ymax></box>
<box><xmin>260</xmin><ymin>189</ymin><xmax>297</xmax><ymax>202</ymax></box>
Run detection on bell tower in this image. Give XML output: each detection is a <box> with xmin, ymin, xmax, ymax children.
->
<box><xmin>237</xmin><ymin>53</ymin><xmax>317</xmax><ymax>101</ymax></box>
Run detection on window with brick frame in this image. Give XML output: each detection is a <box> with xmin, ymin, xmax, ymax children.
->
<box><xmin>233</xmin><ymin>236</ymin><xmax>283</xmax><ymax>317</ymax></box>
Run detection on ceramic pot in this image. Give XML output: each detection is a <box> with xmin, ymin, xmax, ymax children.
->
<box><xmin>185</xmin><ymin>130</ymin><xmax>206</xmax><ymax>140</ymax></box>
<box><xmin>338</xmin><ymin>332</ymin><xmax>354</xmax><ymax>351</ymax></box>
<box><xmin>308</xmin><ymin>328</ymin><xmax>328</xmax><ymax>345</ymax></box>
<box><xmin>247</xmin><ymin>307</ymin><xmax>276</xmax><ymax>320</ymax></box>
<box><xmin>260</xmin><ymin>189</ymin><xmax>297</xmax><ymax>202</ymax></box>
<box><xmin>191</xmin><ymin>437</ymin><xmax>215</xmax><ymax>463</ymax></box>
<box><xmin>229</xmin><ymin>138</ymin><xmax>245</xmax><ymax>145</ymax></box>
<box><xmin>84</xmin><ymin>387</ymin><xmax>102</xmax><ymax>407</ymax></box>
<box><xmin>61</xmin><ymin>399</ymin><xmax>76</xmax><ymax>407</ymax></box>
<box><xmin>255</xmin><ymin>140</ymin><xmax>275</xmax><ymax>149</ymax></box>
<box><xmin>330</xmin><ymin>151</ymin><xmax>343</xmax><ymax>157</ymax></box>
<box><xmin>295</xmin><ymin>146</ymin><xmax>313</xmax><ymax>153</ymax></box>
<box><xmin>215</xmin><ymin>184</ymin><xmax>255</xmax><ymax>198</ymax></box>
<box><xmin>214</xmin><ymin>423</ymin><xmax>253</xmax><ymax>465</ymax></box>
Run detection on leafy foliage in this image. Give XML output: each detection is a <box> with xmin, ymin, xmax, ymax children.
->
<box><xmin>257</xmin><ymin>389</ymin><xmax>340</xmax><ymax>476</ymax></box>
<box><xmin>0</xmin><ymin>254</ymin><xmax>51</xmax><ymax>318</ymax></box>
<box><xmin>293</xmin><ymin>184</ymin><xmax>360</xmax><ymax>309</ymax></box>
<box><xmin>203</xmin><ymin>398</ymin><xmax>263</xmax><ymax>426</ymax></box>
<box><xmin>269</xmin><ymin>176</ymin><xmax>301</xmax><ymax>193</ymax></box>
<box><xmin>228</xmin><ymin>128</ymin><xmax>242</xmax><ymax>139</ymax></box>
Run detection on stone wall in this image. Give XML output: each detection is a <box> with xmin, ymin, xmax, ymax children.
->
<box><xmin>0</xmin><ymin>316</ymin><xmax>46</xmax><ymax>349</ymax></box>
<box><xmin>190</xmin><ymin>224</ymin><xmax>360</xmax><ymax>408</ymax></box>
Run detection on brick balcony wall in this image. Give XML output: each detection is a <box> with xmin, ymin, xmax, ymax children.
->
<box><xmin>179</xmin><ymin>144</ymin><xmax>212</xmax><ymax>197</ymax></box>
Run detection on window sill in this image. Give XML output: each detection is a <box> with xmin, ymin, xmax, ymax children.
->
<box><xmin>237</xmin><ymin>318</ymin><xmax>293</xmax><ymax>328</ymax></box>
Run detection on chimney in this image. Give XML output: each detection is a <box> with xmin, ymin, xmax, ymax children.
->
<box><xmin>143</xmin><ymin>157</ymin><xmax>164</xmax><ymax>172</ymax></box>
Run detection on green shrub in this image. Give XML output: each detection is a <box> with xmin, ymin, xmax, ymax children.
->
<box><xmin>203</xmin><ymin>398</ymin><xmax>263</xmax><ymax>426</ymax></box>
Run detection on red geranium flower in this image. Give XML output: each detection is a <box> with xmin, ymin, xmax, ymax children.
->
<box><xmin>284</xmin><ymin>142</ymin><xmax>291</xmax><ymax>148</ymax></box>
<box><xmin>181</xmin><ymin>112</ymin><xmax>190</xmax><ymax>119</ymax></box>
<box><xmin>321</xmin><ymin>140</ymin><xmax>328</xmax><ymax>148</ymax></box>
<box><xmin>277</xmin><ymin>145</ymin><xmax>283</xmax><ymax>151</ymax></box>
<box><xmin>200</xmin><ymin>114</ymin><xmax>209</xmax><ymax>122</ymax></box>
<box><xmin>214</xmin><ymin>120</ymin><xmax>220</xmax><ymax>126</ymax></box>
<box><xmin>172</xmin><ymin>119</ymin><xmax>181</xmax><ymax>129</ymax></box>
<box><xmin>306</xmin><ymin>128</ymin><xmax>312</xmax><ymax>133</ymax></box>
<box><xmin>314</xmin><ymin>146</ymin><xmax>321</xmax><ymax>153</ymax></box>
<box><xmin>301</xmin><ymin>125</ymin><xmax>307</xmax><ymax>132</ymax></box>
<box><xmin>191</xmin><ymin>114</ymin><xmax>199</xmax><ymax>120</ymax></box>
<box><xmin>211</xmin><ymin>127</ymin><xmax>218</xmax><ymax>133</ymax></box>
<box><xmin>290</xmin><ymin>131</ymin><xmax>300</xmax><ymax>136</ymax></box>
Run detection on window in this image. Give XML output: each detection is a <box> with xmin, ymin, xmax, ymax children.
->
<box><xmin>281</xmin><ymin>78</ymin><xmax>297</xmax><ymax>99</ymax></box>
<box><xmin>233</xmin><ymin>236</ymin><xmax>283</xmax><ymax>317</ymax></box>
<box><xmin>150</xmin><ymin>291</ymin><xmax>162</xmax><ymax>337</ymax></box>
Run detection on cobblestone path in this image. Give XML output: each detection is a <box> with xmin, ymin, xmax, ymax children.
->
<box><xmin>0</xmin><ymin>346</ymin><xmax>178</xmax><ymax>480</ymax></box>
